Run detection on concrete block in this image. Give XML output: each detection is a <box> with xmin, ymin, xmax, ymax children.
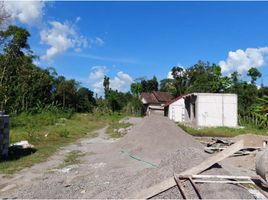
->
<box><xmin>0</xmin><ymin>114</ymin><xmax>9</xmax><ymax>159</ymax></box>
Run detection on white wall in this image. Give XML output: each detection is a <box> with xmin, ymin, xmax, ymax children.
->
<box><xmin>222</xmin><ymin>95</ymin><xmax>238</xmax><ymax>127</ymax></box>
<box><xmin>168</xmin><ymin>98</ymin><xmax>185</xmax><ymax>122</ymax></box>
<box><xmin>196</xmin><ymin>94</ymin><xmax>237</xmax><ymax>127</ymax></box>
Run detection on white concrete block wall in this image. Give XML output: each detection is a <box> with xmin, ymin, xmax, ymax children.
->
<box><xmin>196</xmin><ymin>94</ymin><xmax>237</xmax><ymax>127</ymax></box>
<box><xmin>197</xmin><ymin>95</ymin><xmax>223</xmax><ymax>127</ymax></box>
<box><xmin>168</xmin><ymin>99</ymin><xmax>185</xmax><ymax>122</ymax></box>
<box><xmin>223</xmin><ymin>95</ymin><xmax>238</xmax><ymax>127</ymax></box>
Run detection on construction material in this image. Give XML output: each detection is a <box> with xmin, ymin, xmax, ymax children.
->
<box><xmin>174</xmin><ymin>175</ymin><xmax>187</xmax><ymax>199</ymax></box>
<box><xmin>0</xmin><ymin>112</ymin><xmax>9</xmax><ymax>159</ymax></box>
<box><xmin>132</xmin><ymin>140</ymin><xmax>244</xmax><ymax>199</ymax></box>
<box><xmin>187</xmin><ymin>174</ymin><xmax>252</xmax><ymax>179</ymax></box>
<box><xmin>256</xmin><ymin>147</ymin><xmax>268</xmax><ymax>182</ymax></box>
<box><xmin>120</xmin><ymin>150</ymin><xmax>158</xmax><ymax>168</ymax></box>
<box><xmin>204</xmin><ymin>146</ymin><xmax>261</xmax><ymax>155</ymax></box>
<box><xmin>175</xmin><ymin>174</ymin><xmax>267</xmax><ymax>200</ymax></box>
<box><xmin>175</xmin><ymin>175</ymin><xmax>202</xmax><ymax>199</ymax></box>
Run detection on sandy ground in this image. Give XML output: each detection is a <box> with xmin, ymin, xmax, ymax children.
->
<box><xmin>0</xmin><ymin>114</ymin><xmax>262</xmax><ymax>199</ymax></box>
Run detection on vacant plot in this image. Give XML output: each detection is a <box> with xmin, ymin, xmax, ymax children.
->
<box><xmin>0</xmin><ymin>113</ymin><xmax>254</xmax><ymax>199</ymax></box>
<box><xmin>0</xmin><ymin>112</ymin><xmax>128</xmax><ymax>174</ymax></box>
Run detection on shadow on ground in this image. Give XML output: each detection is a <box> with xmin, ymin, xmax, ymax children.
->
<box><xmin>0</xmin><ymin>146</ymin><xmax>37</xmax><ymax>161</ymax></box>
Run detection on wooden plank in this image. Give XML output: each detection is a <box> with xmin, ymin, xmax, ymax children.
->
<box><xmin>131</xmin><ymin>140</ymin><xmax>244</xmax><ymax>199</ymax></box>
<box><xmin>174</xmin><ymin>176</ymin><xmax>187</xmax><ymax>199</ymax></box>
<box><xmin>188</xmin><ymin>176</ymin><xmax>202</xmax><ymax>199</ymax></box>
<box><xmin>193</xmin><ymin>180</ymin><xmax>253</xmax><ymax>184</ymax></box>
<box><xmin>189</xmin><ymin>174</ymin><xmax>252</xmax><ymax>180</ymax></box>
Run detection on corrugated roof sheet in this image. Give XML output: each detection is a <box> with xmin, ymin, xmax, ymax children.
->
<box><xmin>140</xmin><ymin>91</ymin><xmax>173</xmax><ymax>104</ymax></box>
<box><xmin>153</xmin><ymin>91</ymin><xmax>173</xmax><ymax>102</ymax></box>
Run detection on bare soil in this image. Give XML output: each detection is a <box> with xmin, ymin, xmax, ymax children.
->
<box><xmin>0</xmin><ymin>114</ymin><xmax>257</xmax><ymax>199</ymax></box>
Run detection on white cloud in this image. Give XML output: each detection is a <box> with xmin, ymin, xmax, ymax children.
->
<box><xmin>5</xmin><ymin>1</ymin><xmax>45</xmax><ymax>26</ymax></box>
<box><xmin>110</xmin><ymin>71</ymin><xmax>133</xmax><ymax>92</ymax></box>
<box><xmin>167</xmin><ymin>65</ymin><xmax>185</xmax><ymax>79</ymax></box>
<box><xmin>167</xmin><ymin>71</ymin><xmax>173</xmax><ymax>79</ymax></box>
<box><xmin>40</xmin><ymin>20</ymin><xmax>88</xmax><ymax>61</ymax></box>
<box><xmin>88</xmin><ymin>66</ymin><xmax>106</xmax><ymax>94</ymax></box>
<box><xmin>88</xmin><ymin>66</ymin><xmax>133</xmax><ymax>95</ymax></box>
<box><xmin>219</xmin><ymin>47</ymin><xmax>268</xmax><ymax>74</ymax></box>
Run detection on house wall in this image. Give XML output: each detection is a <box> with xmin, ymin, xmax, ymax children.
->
<box><xmin>168</xmin><ymin>98</ymin><xmax>185</xmax><ymax>122</ymax></box>
<box><xmin>184</xmin><ymin>95</ymin><xmax>198</xmax><ymax>125</ymax></box>
<box><xmin>196</xmin><ymin>94</ymin><xmax>237</xmax><ymax>127</ymax></box>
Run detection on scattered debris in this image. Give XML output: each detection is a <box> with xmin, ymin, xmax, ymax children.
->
<box><xmin>203</xmin><ymin>137</ymin><xmax>264</xmax><ymax>156</ymax></box>
<box><xmin>64</xmin><ymin>184</ymin><xmax>71</xmax><ymax>188</ymax></box>
<box><xmin>132</xmin><ymin>140</ymin><xmax>244</xmax><ymax>199</ymax></box>
<box><xmin>174</xmin><ymin>174</ymin><xmax>267</xmax><ymax>200</ymax></box>
<box><xmin>10</xmin><ymin>140</ymin><xmax>34</xmax><ymax>149</ymax></box>
<box><xmin>114</xmin><ymin>126</ymin><xmax>133</xmax><ymax>137</ymax></box>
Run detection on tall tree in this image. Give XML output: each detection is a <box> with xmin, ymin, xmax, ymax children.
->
<box><xmin>76</xmin><ymin>87</ymin><xmax>95</xmax><ymax>112</ymax></box>
<box><xmin>130</xmin><ymin>82</ymin><xmax>142</xmax><ymax>96</ymax></box>
<box><xmin>172</xmin><ymin>66</ymin><xmax>187</xmax><ymax>96</ymax></box>
<box><xmin>103</xmin><ymin>75</ymin><xmax>110</xmax><ymax>98</ymax></box>
<box><xmin>247</xmin><ymin>67</ymin><xmax>262</xmax><ymax>84</ymax></box>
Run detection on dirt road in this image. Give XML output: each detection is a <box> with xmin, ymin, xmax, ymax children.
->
<box><xmin>0</xmin><ymin>114</ymin><xmax>253</xmax><ymax>199</ymax></box>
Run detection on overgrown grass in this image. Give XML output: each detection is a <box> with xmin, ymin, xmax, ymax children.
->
<box><xmin>178</xmin><ymin>123</ymin><xmax>268</xmax><ymax>137</ymax></box>
<box><xmin>95</xmin><ymin>112</ymin><xmax>132</xmax><ymax>138</ymax></box>
<box><xmin>0</xmin><ymin>110</ymin><xmax>121</xmax><ymax>174</ymax></box>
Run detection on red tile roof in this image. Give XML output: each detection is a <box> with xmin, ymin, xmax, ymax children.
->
<box><xmin>162</xmin><ymin>94</ymin><xmax>186</xmax><ymax>107</ymax></box>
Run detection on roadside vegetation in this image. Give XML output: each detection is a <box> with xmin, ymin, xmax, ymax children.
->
<box><xmin>0</xmin><ymin>110</ymin><xmax>129</xmax><ymax>174</ymax></box>
<box><xmin>107</xmin><ymin>120</ymin><xmax>132</xmax><ymax>138</ymax></box>
<box><xmin>178</xmin><ymin>123</ymin><xmax>268</xmax><ymax>137</ymax></box>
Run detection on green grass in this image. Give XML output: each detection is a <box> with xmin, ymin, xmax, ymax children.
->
<box><xmin>0</xmin><ymin>111</ymin><xmax>125</xmax><ymax>174</ymax></box>
<box><xmin>58</xmin><ymin>150</ymin><xmax>85</xmax><ymax>168</ymax></box>
<box><xmin>107</xmin><ymin>121</ymin><xmax>132</xmax><ymax>138</ymax></box>
<box><xmin>98</xmin><ymin>112</ymin><xmax>132</xmax><ymax>138</ymax></box>
<box><xmin>178</xmin><ymin>123</ymin><xmax>268</xmax><ymax>137</ymax></box>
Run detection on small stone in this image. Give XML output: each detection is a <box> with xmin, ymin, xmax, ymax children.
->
<box><xmin>64</xmin><ymin>184</ymin><xmax>71</xmax><ymax>187</ymax></box>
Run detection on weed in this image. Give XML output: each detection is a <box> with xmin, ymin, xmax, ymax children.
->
<box><xmin>178</xmin><ymin>123</ymin><xmax>268</xmax><ymax>137</ymax></box>
<box><xmin>58</xmin><ymin>150</ymin><xmax>85</xmax><ymax>168</ymax></box>
<box><xmin>58</xmin><ymin>129</ymin><xmax>70</xmax><ymax>138</ymax></box>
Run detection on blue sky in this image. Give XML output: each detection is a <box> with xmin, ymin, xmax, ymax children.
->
<box><xmin>5</xmin><ymin>1</ymin><xmax>268</xmax><ymax>94</ymax></box>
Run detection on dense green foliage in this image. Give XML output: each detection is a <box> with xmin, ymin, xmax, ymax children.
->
<box><xmin>101</xmin><ymin>75</ymin><xmax>141</xmax><ymax>115</ymax></box>
<box><xmin>1</xmin><ymin>24</ymin><xmax>267</xmax><ymax>127</ymax></box>
<box><xmin>130</xmin><ymin>76</ymin><xmax>159</xmax><ymax>95</ymax></box>
<box><xmin>0</xmin><ymin>26</ymin><xmax>96</xmax><ymax>114</ymax></box>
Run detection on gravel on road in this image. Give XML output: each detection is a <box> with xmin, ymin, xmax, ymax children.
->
<box><xmin>0</xmin><ymin>113</ymin><xmax>254</xmax><ymax>199</ymax></box>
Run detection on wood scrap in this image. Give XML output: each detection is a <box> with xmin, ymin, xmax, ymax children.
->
<box><xmin>174</xmin><ymin>175</ymin><xmax>187</xmax><ymax>199</ymax></box>
<box><xmin>131</xmin><ymin>140</ymin><xmax>244</xmax><ymax>199</ymax></box>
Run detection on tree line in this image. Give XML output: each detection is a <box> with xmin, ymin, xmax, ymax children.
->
<box><xmin>0</xmin><ymin>26</ymin><xmax>97</xmax><ymax>114</ymax></box>
<box><xmin>0</xmin><ymin>23</ymin><xmax>267</xmax><ymax>126</ymax></box>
